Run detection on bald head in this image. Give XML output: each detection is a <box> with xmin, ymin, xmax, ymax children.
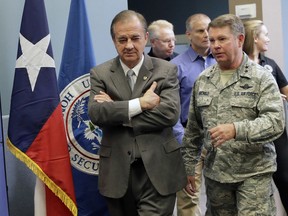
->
<box><xmin>186</xmin><ymin>13</ymin><xmax>211</xmax><ymax>32</ymax></box>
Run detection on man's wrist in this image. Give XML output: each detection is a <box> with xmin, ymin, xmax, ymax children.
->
<box><xmin>139</xmin><ymin>97</ymin><xmax>147</xmax><ymax>110</ymax></box>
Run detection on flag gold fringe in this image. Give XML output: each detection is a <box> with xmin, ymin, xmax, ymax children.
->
<box><xmin>6</xmin><ymin>138</ymin><xmax>77</xmax><ymax>216</ymax></box>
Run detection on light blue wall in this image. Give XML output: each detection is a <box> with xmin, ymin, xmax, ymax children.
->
<box><xmin>0</xmin><ymin>0</ymin><xmax>127</xmax><ymax>116</ymax></box>
<box><xmin>0</xmin><ymin>0</ymin><xmax>127</xmax><ymax>215</ymax></box>
<box><xmin>282</xmin><ymin>0</ymin><xmax>288</xmax><ymax>76</ymax></box>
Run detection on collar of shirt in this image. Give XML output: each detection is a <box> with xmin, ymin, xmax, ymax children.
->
<box><xmin>120</xmin><ymin>54</ymin><xmax>144</xmax><ymax>77</ymax></box>
<box><xmin>258</xmin><ymin>53</ymin><xmax>266</xmax><ymax>66</ymax></box>
<box><xmin>188</xmin><ymin>45</ymin><xmax>213</xmax><ymax>62</ymax></box>
<box><xmin>148</xmin><ymin>48</ymin><xmax>177</xmax><ymax>61</ymax></box>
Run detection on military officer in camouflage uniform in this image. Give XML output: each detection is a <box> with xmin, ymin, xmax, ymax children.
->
<box><xmin>182</xmin><ymin>14</ymin><xmax>285</xmax><ymax>216</ymax></box>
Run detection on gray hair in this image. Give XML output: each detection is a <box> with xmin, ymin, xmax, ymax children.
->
<box><xmin>148</xmin><ymin>20</ymin><xmax>174</xmax><ymax>39</ymax></box>
<box><xmin>185</xmin><ymin>13</ymin><xmax>210</xmax><ymax>32</ymax></box>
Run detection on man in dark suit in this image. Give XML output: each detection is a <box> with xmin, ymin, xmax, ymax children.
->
<box><xmin>88</xmin><ymin>10</ymin><xmax>187</xmax><ymax>216</ymax></box>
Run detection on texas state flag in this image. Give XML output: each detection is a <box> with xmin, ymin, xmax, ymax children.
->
<box><xmin>7</xmin><ymin>0</ymin><xmax>77</xmax><ymax>215</ymax></box>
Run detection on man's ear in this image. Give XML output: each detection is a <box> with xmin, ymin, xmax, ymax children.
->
<box><xmin>150</xmin><ymin>38</ymin><xmax>156</xmax><ymax>47</ymax></box>
<box><xmin>185</xmin><ymin>31</ymin><xmax>191</xmax><ymax>40</ymax></box>
<box><xmin>238</xmin><ymin>34</ymin><xmax>245</xmax><ymax>47</ymax></box>
<box><xmin>145</xmin><ymin>31</ymin><xmax>149</xmax><ymax>40</ymax></box>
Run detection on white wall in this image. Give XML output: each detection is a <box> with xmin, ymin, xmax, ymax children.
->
<box><xmin>262</xmin><ymin>0</ymin><xmax>285</xmax><ymax>71</ymax></box>
<box><xmin>282</xmin><ymin>0</ymin><xmax>288</xmax><ymax>76</ymax></box>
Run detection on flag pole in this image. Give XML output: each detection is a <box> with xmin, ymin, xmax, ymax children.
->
<box><xmin>0</xmin><ymin>94</ymin><xmax>9</xmax><ymax>216</ymax></box>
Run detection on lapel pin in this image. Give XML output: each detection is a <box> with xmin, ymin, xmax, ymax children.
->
<box><xmin>143</xmin><ymin>76</ymin><xmax>148</xmax><ymax>80</ymax></box>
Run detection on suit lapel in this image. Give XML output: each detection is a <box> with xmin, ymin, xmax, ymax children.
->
<box><xmin>132</xmin><ymin>55</ymin><xmax>153</xmax><ymax>97</ymax></box>
<box><xmin>110</xmin><ymin>57</ymin><xmax>132</xmax><ymax>99</ymax></box>
<box><xmin>109</xmin><ymin>55</ymin><xmax>154</xmax><ymax>99</ymax></box>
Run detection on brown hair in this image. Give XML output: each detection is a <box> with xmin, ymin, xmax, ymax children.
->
<box><xmin>243</xmin><ymin>20</ymin><xmax>264</xmax><ymax>55</ymax></box>
<box><xmin>208</xmin><ymin>14</ymin><xmax>245</xmax><ymax>37</ymax></box>
<box><xmin>110</xmin><ymin>10</ymin><xmax>147</xmax><ymax>39</ymax></box>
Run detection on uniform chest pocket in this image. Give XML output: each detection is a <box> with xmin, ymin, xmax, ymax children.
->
<box><xmin>196</xmin><ymin>96</ymin><xmax>213</xmax><ymax>119</ymax></box>
<box><xmin>196</xmin><ymin>96</ymin><xmax>213</xmax><ymax>107</ymax></box>
<box><xmin>230</xmin><ymin>97</ymin><xmax>258</xmax><ymax>119</ymax></box>
<box><xmin>230</xmin><ymin>97</ymin><xmax>257</xmax><ymax>108</ymax></box>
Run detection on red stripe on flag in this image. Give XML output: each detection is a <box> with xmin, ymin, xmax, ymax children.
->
<box><xmin>26</xmin><ymin>104</ymin><xmax>76</xmax><ymax>215</ymax></box>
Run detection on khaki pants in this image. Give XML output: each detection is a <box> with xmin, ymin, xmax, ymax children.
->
<box><xmin>177</xmin><ymin>149</ymin><xmax>207</xmax><ymax>216</ymax></box>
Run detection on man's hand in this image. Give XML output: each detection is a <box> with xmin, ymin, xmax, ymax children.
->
<box><xmin>185</xmin><ymin>175</ymin><xmax>196</xmax><ymax>196</ymax></box>
<box><xmin>209</xmin><ymin>123</ymin><xmax>235</xmax><ymax>148</ymax></box>
<box><xmin>94</xmin><ymin>91</ymin><xmax>113</xmax><ymax>103</ymax></box>
<box><xmin>280</xmin><ymin>93</ymin><xmax>287</xmax><ymax>101</ymax></box>
<box><xmin>139</xmin><ymin>82</ymin><xmax>160</xmax><ymax>110</ymax></box>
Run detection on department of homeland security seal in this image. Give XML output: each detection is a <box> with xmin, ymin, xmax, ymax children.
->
<box><xmin>60</xmin><ymin>73</ymin><xmax>102</xmax><ymax>175</ymax></box>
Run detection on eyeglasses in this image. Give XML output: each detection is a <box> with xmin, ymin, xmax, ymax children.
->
<box><xmin>155</xmin><ymin>38</ymin><xmax>176</xmax><ymax>44</ymax></box>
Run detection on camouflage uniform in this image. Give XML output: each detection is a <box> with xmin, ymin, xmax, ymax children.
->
<box><xmin>182</xmin><ymin>54</ymin><xmax>284</xmax><ymax>215</ymax></box>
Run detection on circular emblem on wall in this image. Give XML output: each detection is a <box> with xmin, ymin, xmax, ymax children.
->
<box><xmin>60</xmin><ymin>74</ymin><xmax>102</xmax><ymax>175</ymax></box>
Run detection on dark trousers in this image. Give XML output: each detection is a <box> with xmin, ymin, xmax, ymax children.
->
<box><xmin>273</xmin><ymin>129</ymin><xmax>288</xmax><ymax>212</ymax></box>
<box><xmin>105</xmin><ymin>160</ymin><xmax>176</xmax><ymax>216</ymax></box>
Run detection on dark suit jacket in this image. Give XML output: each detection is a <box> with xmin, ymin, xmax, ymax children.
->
<box><xmin>88</xmin><ymin>54</ymin><xmax>187</xmax><ymax>198</ymax></box>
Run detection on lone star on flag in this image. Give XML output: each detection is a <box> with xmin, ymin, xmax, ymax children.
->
<box><xmin>15</xmin><ymin>33</ymin><xmax>55</xmax><ymax>91</ymax></box>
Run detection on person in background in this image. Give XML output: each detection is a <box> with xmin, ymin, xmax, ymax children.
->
<box><xmin>171</xmin><ymin>13</ymin><xmax>216</xmax><ymax>216</ymax></box>
<box><xmin>182</xmin><ymin>14</ymin><xmax>284</xmax><ymax>215</ymax></box>
<box><xmin>243</xmin><ymin>19</ymin><xmax>288</xmax><ymax>213</ymax></box>
<box><xmin>147</xmin><ymin>19</ymin><xmax>178</xmax><ymax>61</ymax></box>
<box><xmin>88</xmin><ymin>10</ymin><xmax>187</xmax><ymax>216</ymax></box>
